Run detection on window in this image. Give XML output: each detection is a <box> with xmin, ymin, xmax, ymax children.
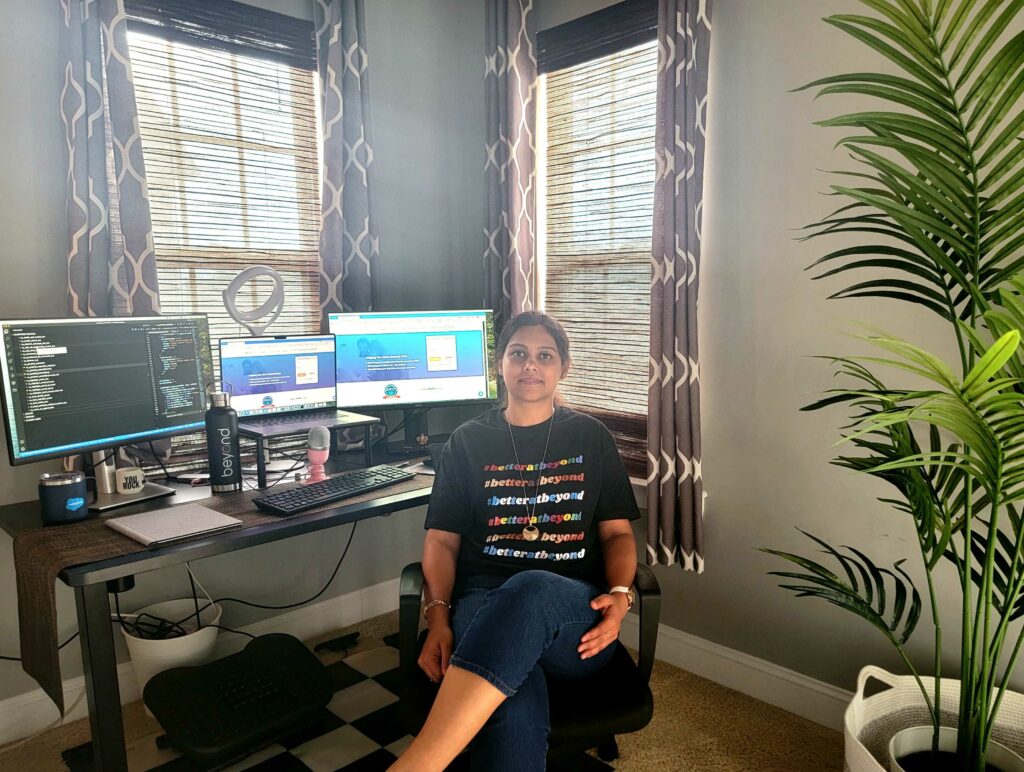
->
<box><xmin>127</xmin><ymin>28</ymin><xmax>321</xmax><ymax>343</ymax></box>
<box><xmin>124</xmin><ymin>0</ymin><xmax>320</xmax><ymax>471</ymax></box>
<box><xmin>537</xmin><ymin>2</ymin><xmax>657</xmax><ymax>477</ymax></box>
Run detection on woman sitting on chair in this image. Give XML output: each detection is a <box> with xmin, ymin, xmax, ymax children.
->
<box><xmin>390</xmin><ymin>311</ymin><xmax>640</xmax><ymax>772</ymax></box>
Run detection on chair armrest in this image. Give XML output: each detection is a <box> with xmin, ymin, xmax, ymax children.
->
<box><xmin>634</xmin><ymin>563</ymin><xmax>661</xmax><ymax>685</ymax></box>
<box><xmin>399</xmin><ymin>562</ymin><xmax>425</xmax><ymax>675</ymax></box>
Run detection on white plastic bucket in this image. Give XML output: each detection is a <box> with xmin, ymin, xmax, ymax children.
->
<box><xmin>121</xmin><ymin>598</ymin><xmax>222</xmax><ymax>695</ymax></box>
<box><xmin>889</xmin><ymin>726</ymin><xmax>1024</xmax><ymax>772</ymax></box>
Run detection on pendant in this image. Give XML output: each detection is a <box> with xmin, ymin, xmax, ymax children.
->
<box><xmin>522</xmin><ymin>525</ymin><xmax>540</xmax><ymax>542</ymax></box>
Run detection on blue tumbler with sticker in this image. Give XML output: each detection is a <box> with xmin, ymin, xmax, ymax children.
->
<box><xmin>38</xmin><ymin>472</ymin><xmax>89</xmax><ymax>524</ymax></box>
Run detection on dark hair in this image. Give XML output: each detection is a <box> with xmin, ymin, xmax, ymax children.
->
<box><xmin>495</xmin><ymin>311</ymin><xmax>571</xmax><ymax>366</ymax></box>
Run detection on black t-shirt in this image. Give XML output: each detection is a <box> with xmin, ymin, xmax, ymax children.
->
<box><xmin>425</xmin><ymin>407</ymin><xmax>641</xmax><ymax>589</ymax></box>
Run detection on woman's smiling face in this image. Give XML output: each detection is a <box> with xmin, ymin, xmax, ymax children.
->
<box><xmin>499</xmin><ymin>324</ymin><xmax>569</xmax><ymax>406</ymax></box>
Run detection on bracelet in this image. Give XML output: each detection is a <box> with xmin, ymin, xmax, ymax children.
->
<box><xmin>609</xmin><ymin>585</ymin><xmax>634</xmax><ymax>610</ymax></box>
<box><xmin>422</xmin><ymin>599</ymin><xmax>452</xmax><ymax>620</ymax></box>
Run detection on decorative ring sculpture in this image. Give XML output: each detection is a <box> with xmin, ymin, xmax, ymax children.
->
<box><xmin>222</xmin><ymin>265</ymin><xmax>285</xmax><ymax>337</ymax></box>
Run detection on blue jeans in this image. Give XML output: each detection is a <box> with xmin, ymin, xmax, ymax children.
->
<box><xmin>448</xmin><ymin>570</ymin><xmax>616</xmax><ymax>772</ymax></box>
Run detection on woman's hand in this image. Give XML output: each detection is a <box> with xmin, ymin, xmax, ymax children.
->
<box><xmin>417</xmin><ymin>623</ymin><xmax>454</xmax><ymax>683</ymax></box>
<box><xmin>578</xmin><ymin>592</ymin><xmax>629</xmax><ymax>660</ymax></box>
<box><xmin>419</xmin><ymin>529</ymin><xmax>460</xmax><ymax>682</ymax></box>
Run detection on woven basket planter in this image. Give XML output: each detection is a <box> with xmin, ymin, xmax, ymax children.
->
<box><xmin>844</xmin><ymin>666</ymin><xmax>1024</xmax><ymax>772</ymax></box>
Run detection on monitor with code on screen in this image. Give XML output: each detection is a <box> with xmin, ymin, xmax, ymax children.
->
<box><xmin>0</xmin><ymin>315</ymin><xmax>212</xmax><ymax>465</ymax></box>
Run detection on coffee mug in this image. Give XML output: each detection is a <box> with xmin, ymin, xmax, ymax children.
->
<box><xmin>115</xmin><ymin>467</ymin><xmax>146</xmax><ymax>495</ymax></box>
<box><xmin>38</xmin><ymin>472</ymin><xmax>89</xmax><ymax>524</ymax></box>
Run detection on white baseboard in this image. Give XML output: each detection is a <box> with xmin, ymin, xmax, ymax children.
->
<box><xmin>620</xmin><ymin>616</ymin><xmax>852</xmax><ymax>732</ymax></box>
<box><xmin>0</xmin><ymin>661</ymin><xmax>139</xmax><ymax>750</ymax></box>
<box><xmin>0</xmin><ymin>578</ymin><xmax>400</xmax><ymax>747</ymax></box>
<box><xmin>209</xmin><ymin>577</ymin><xmax>400</xmax><ymax>658</ymax></box>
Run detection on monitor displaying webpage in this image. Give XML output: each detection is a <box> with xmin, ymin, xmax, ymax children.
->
<box><xmin>219</xmin><ymin>336</ymin><xmax>336</xmax><ymax>417</ymax></box>
<box><xmin>329</xmin><ymin>310</ymin><xmax>498</xmax><ymax>408</ymax></box>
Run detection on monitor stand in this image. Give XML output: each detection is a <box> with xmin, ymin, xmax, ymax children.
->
<box><xmin>88</xmin><ymin>449</ymin><xmax>175</xmax><ymax>513</ymax></box>
<box><xmin>387</xmin><ymin>408</ymin><xmax>433</xmax><ymax>457</ymax></box>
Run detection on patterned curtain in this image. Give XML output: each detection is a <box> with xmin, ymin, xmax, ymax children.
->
<box><xmin>314</xmin><ymin>0</ymin><xmax>379</xmax><ymax>325</ymax></box>
<box><xmin>61</xmin><ymin>0</ymin><xmax>161</xmax><ymax>318</ymax></box>
<box><xmin>484</xmin><ymin>0</ymin><xmax>538</xmax><ymax>331</ymax></box>
<box><xmin>647</xmin><ymin>0</ymin><xmax>712</xmax><ymax>573</ymax></box>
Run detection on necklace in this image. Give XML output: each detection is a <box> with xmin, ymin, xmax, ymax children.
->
<box><xmin>506</xmin><ymin>408</ymin><xmax>555</xmax><ymax>542</ymax></box>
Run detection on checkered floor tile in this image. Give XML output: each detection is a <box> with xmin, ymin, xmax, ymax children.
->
<box><xmin>68</xmin><ymin>633</ymin><xmax>613</xmax><ymax>772</ymax></box>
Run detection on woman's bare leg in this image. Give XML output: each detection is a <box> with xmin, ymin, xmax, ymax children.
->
<box><xmin>388</xmin><ymin>666</ymin><xmax>506</xmax><ymax>772</ymax></box>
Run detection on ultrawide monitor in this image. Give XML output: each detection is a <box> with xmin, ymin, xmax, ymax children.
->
<box><xmin>219</xmin><ymin>334</ymin><xmax>337</xmax><ymax>417</ymax></box>
<box><xmin>328</xmin><ymin>310</ymin><xmax>498</xmax><ymax>409</ymax></box>
<box><xmin>0</xmin><ymin>315</ymin><xmax>213</xmax><ymax>465</ymax></box>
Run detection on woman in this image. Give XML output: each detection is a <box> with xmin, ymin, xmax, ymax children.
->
<box><xmin>390</xmin><ymin>311</ymin><xmax>640</xmax><ymax>772</ymax></box>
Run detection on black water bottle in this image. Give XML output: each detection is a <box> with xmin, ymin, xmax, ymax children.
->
<box><xmin>205</xmin><ymin>388</ymin><xmax>242</xmax><ymax>493</ymax></box>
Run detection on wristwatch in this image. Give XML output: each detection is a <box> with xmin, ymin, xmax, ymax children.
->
<box><xmin>609</xmin><ymin>585</ymin><xmax>634</xmax><ymax>610</ymax></box>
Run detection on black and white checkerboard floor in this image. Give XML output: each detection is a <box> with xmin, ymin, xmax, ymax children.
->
<box><xmin>117</xmin><ymin>634</ymin><xmax>613</xmax><ymax>772</ymax></box>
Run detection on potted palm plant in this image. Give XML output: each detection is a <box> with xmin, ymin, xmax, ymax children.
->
<box><xmin>762</xmin><ymin>1</ymin><xmax>1024</xmax><ymax>771</ymax></box>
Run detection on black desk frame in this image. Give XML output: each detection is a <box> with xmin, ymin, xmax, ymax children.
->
<box><xmin>2</xmin><ymin>481</ymin><xmax>431</xmax><ymax>771</ymax></box>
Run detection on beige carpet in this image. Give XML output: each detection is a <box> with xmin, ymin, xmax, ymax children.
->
<box><xmin>614</xmin><ymin>659</ymin><xmax>842</xmax><ymax>771</ymax></box>
<box><xmin>0</xmin><ymin>613</ymin><xmax>842</xmax><ymax>771</ymax></box>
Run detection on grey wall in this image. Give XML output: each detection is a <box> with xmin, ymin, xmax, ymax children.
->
<box><xmin>535</xmin><ymin>0</ymin><xmax>1024</xmax><ymax>696</ymax></box>
<box><xmin>0</xmin><ymin>0</ymin><xmax>68</xmax><ymax>505</ymax></box>
<box><xmin>0</xmin><ymin>0</ymin><xmax>74</xmax><ymax>704</ymax></box>
<box><xmin>0</xmin><ymin>0</ymin><xmax>485</xmax><ymax>702</ymax></box>
<box><xmin>671</xmin><ymin>0</ymin><xmax>1024</xmax><ymax>694</ymax></box>
<box><xmin>370</xmin><ymin>2</ymin><xmax>485</xmax><ymax>311</ymax></box>
<box><xmin>662</xmin><ymin>0</ymin><xmax>923</xmax><ymax>686</ymax></box>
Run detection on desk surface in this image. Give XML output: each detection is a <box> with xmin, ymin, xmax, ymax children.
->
<box><xmin>1</xmin><ymin>474</ymin><xmax>432</xmax><ymax>587</ymax></box>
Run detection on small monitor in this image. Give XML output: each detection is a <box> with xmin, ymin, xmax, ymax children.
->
<box><xmin>0</xmin><ymin>315</ymin><xmax>213</xmax><ymax>465</ymax></box>
<box><xmin>328</xmin><ymin>310</ymin><xmax>498</xmax><ymax>409</ymax></box>
<box><xmin>218</xmin><ymin>334</ymin><xmax>336</xmax><ymax>417</ymax></box>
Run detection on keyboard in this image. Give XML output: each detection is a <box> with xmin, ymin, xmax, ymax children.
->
<box><xmin>252</xmin><ymin>464</ymin><xmax>415</xmax><ymax>516</ymax></box>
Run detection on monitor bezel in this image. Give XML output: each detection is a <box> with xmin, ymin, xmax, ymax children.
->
<box><xmin>217</xmin><ymin>333</ymin><xmax>338</xmax><ymax>417</ymax></box>
<box><xmin>0</xmin><ymin>314</ymin><xmax>213</xmax><ymax>466</ymax></box>
<box><xmin>327</xmin><ymin>309</ymin><xmax>499</xmax><ymax>413</ymax></box>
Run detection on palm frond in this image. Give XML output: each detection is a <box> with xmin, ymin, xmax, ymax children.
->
<box><xmin>849</xmin><ymin>332</ymin><xmax>1023</xmax><ymax>502</ymax></box>
<box><xmin>801</xmin><ymin>1</ymin><xmax>1024</xmax><ymax>336</ymax></box>
<box><xmin>775</xmin><ymin>3</ymin><xmax>1024</xmax><ymax>762</ymax></box>
<box><xmin>958</xmin><ymin>518</ymin><xmax>1024</xmax><ymax>621</ymax></box>
<box><xmin>762</xmin><ymin>531</ymin><xmax>922</xmax><ymax>644</ymax></box>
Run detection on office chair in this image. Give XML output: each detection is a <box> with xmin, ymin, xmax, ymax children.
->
<box><xmin>398</xmin><ymin>562</ymin><xmax>661</xmax><ymax>765</ymax></box>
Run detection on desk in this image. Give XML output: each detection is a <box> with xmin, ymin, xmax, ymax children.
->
<box><xmin>0</xmin><ymin>472</ymin><xmax>432</xmax><ymax>771</ymax></box>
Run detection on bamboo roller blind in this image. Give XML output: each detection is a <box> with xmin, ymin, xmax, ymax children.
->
<box><xmin>543</xmin><ymin>41</ymin><xmax>657</xmax><ymax>475</ymax></box>
<box><xmin>128</xmin><ymin>29</ymin><xmax>322</xmax><ymax>343</ymax></box>
<box><xmin>125</xmin><ymin>23</ymin><xmax>321</xmax><ymax>472</ymax></box>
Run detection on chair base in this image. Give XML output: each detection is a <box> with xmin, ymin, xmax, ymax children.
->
<box><xmin>596</xmin><ymin>737</ymin><xmax>620</xmax><ymax>761</ymax></box>
<box><xmin>547</xmin><ymin>746</ymin><xmax>616</xmax><ymax>771</ymax></box>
